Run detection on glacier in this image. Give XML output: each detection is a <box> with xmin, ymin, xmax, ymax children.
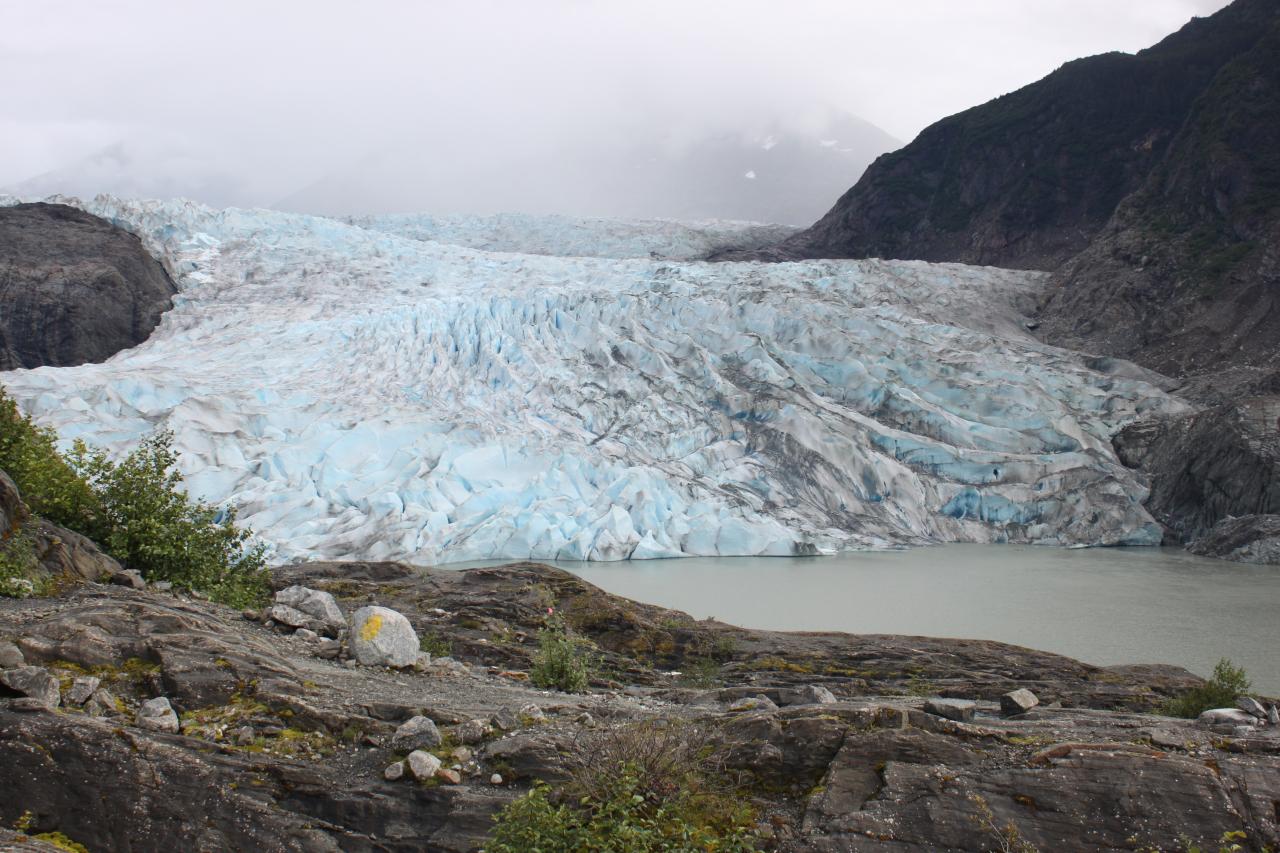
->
<box><xmin>0</xmin><ymin>195</ymin><xmax>1191</xmax><ymax>565</ymax></box>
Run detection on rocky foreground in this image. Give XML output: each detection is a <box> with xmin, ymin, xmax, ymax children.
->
<box><xmin>1</xmin><ymin>560</ymin><xmax>1279</xmax><ymax>852</ymax></box>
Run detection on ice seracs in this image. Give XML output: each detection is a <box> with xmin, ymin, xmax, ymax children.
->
<box><xmin>0</xmin><ymin>195</ymin><xmax>1190</xmax><ymax>565</ymax></box>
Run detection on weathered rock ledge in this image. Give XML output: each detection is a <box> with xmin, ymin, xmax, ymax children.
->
<box><xmin>1113</xmin><ymin>395</ymin><xmax>1280</xmax><ymax>562</ymax></box>
<box><xmin>1</xmin><ymin>559</ymin><xmax>1277</xmax><ymax>852</ymax></box>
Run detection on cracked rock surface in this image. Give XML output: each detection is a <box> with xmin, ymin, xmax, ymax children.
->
<box><xmin>1</xmin><ymin>559</ymin><xmax>1276</xmax><ymax>851</ymax></box>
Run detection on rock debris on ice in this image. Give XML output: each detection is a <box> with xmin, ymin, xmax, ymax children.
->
<box><xmin>0</xmin><ymin>195</ymin><xmax>1191</xmax><ymax>564</ymax></box>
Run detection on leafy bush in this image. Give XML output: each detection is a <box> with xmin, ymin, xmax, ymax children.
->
<box><xmin>530</xmin><ymin>612</ymin><xmax>596</xmax><ymax>692</ymax></box>
<box><xmin>0</xmin><ymin>388</ymin><xmax>268</xmax><ymax>607</ymax></box>
<box><xmin>0</xmin><ymin>532</ymin><xmax>47</xmax><ymax>599</ymax></box>
<box><xmin>1161</xmin><ymin>659</ymin><xmax>1252</xmax><ymax>718</ymax></box>
<box><xmin>419</xmin><ymin>631</ymin><xmax>453</xmax><ymax>657</ymax></box>
<box><xmin>0</xmin><ymin>390</ymin><xmax>101</xmax><ymax>532</ymax></box>
<box><xmin>489</xmin><ymin>721</ymin><xmax>759</xmax><ymax>853</ymax></box>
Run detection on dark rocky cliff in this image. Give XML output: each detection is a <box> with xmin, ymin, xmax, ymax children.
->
<box><xmin>728</xmin><ymin>0</ymin><xmax>1276</xmax><ymax>272</ymax></box>
<box><xmin>0</xmin><ymin>202</ymin><xmax>176</xmax><ymax>371</ymax></box>
<box><xmin>1037</xmin><ymin>11</ymin><xmax>1280</xmax><ymax>380</ymax></box>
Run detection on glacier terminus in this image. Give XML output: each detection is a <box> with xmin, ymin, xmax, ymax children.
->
<box><xmin>0</xmin><ymin>196</ymin><xmax>1190</xmax><ymax>565</ymax></box>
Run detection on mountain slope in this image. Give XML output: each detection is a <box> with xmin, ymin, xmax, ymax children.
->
<box><xmin>1037</xmin><ymin>12</ymin><xmax>1280</xmax><ymax>381</ymax></box>
<box><xmin>753</xmin><ymin>0</ymin><xmax>1276</xmax><ymax>271</ymax></box>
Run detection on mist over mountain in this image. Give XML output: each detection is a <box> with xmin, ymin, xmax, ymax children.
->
<box><xmin>6</xmin><ymin>113</ymin><xmax>895</xmax><ymax>226</ymax></box>
<box><xmin>6</xmin><ymin>136</ymin><xmax>261</xmax><ymax>211</ymax></box>
<box><xmin>273</xmin><ymin>112</ymin><xmax>899</xmax><ymax>225</ymax></box>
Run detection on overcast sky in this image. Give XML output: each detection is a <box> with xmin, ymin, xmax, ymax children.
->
<box><xmin>0</xmin><ymin>0</ymin><xmax>1232</xmax><ymax>214</ymax></box>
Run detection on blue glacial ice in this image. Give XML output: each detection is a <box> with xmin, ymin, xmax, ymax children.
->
<box><xmin>0</xmin><ymin>195</ymin><xmax>1191</xmax><ymax>564</ymax></box>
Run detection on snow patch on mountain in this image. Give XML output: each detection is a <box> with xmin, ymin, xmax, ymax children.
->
<box><xmin>0</xmin><ymin>195</ymin><xmax>1190</xmax><ymax>565</ymax></box>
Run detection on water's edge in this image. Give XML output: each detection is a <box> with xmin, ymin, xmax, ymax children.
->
<box><xmin>450</xmin><ymin>544</ymin><xmax>1280</xmax><ymax>694</ymax></box>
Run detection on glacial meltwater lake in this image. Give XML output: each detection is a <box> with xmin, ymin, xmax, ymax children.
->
<box><xmin>457</xmin><ymin>545</ymin><xmax>1280</xmax><ymax>694</ymax></box>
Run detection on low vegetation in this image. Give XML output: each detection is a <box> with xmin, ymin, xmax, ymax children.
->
<box><xmin>489</xmin><ymin>721</ymin><xmax>760</xmax><ymax>852</ymax></box>
<box><xmin>530</xmin><ymin>611</ymin><xmax>596</xmax><ymax>693</ymax></box>
<box><xmin>1160</xmin><ymin>659</ymin><xmax>1252</xmax><ymax>719</ymax></box>
<box><xmin>0</xmin><ymin>387</ymin><xmax>268</xmax><ymax>606</ymax></box>
<box><xmin>0</xmin><ymin>531</ymin><xmax>46</xmax><ymax>599</ymax></box>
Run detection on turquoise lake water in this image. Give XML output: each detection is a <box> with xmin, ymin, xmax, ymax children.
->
<box><xmin>455</xmin><ymin>544</ymin><xmax>1280</xmax><ymax>694</ymax></box>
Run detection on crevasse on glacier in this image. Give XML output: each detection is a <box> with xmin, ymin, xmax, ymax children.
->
<box><xmin>0</xmin><ymin>195</ymin><xmax>1190</xmax><ymax>564</ymax></box>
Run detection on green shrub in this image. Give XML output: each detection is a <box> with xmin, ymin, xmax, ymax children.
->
<box><xmin>0</xmin><ymin>390</ymin><xmax>101</xmax><ymax>532</ymax></box>
<box><xmin>0</xmin><ymin>531</ymin><xmax>48</xmax><ymax>599</ymax></box>
<box><xmin>1161</xmin><ymin>659</ymin><xmax>1252</xmax><ymax>719</ymax></box>
<box><xmin>419</xmin><ymin>631</ymin><xmax>453</xmax><ymax>657</ymax></box>
<box><xmin>490</xmin><ymin>719</ymin><xmax>759</xmax><ymax>852</ymax></box>
<box><xmin>0</xmin><ymin>388</ymin><xmax>268</xmax><ymax>607</ymax></box>
<box><xmin>530</xmin><ymin>612</ymin><xmax>596</xmax><ymax>693</ymax></box>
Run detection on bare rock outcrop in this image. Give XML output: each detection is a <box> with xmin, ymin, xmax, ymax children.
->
<box><xmin>0</xmin><ymin>202</ymin><xmax>176</xmax><ymax>370</ymax></box>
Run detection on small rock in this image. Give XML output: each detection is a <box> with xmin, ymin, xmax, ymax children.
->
<box><xmin>518</xmin><ymin>703</ymin><xmax>547</xmax><ymax>722</ymax></box>
<box><xmin>1198</xmin><ymin>708</ymin><xmax>1257</xmax><ymax>727</ymax></box>
<box><xmin>1146</xmin><ymin>728</ymin><xmax>1186</xmax><ymax>750</ymax></box>
<box><xmin>349</xmin><ymin>606</ymin><xmax>419</xmax><ymax>668</ymax></box>
<box><xmin>0</xmin><ymin>641</ymin><xmax>25</xmax><ymax>669</ymax></box>
<box><xmin>451</xmin><ymin>746</ymin><xmax>472</xmax><ymax>763</ymax></box>
<box><xmin>1000</xmin><ymin>688</ymin><xmax>1040</xmax><ymax>717</ymax></box>
<box><xmin>66</xmin><ymin>675</ymin><xmax>101</xmax><ymax>706</ymax></box>
<box><xmin>406</xmin><ymin>750</ymin><xmax>442</xmax><ymax>781</ymax></box>
<box><xmin>109</xmin><ymin>568</ymin><xmax>146</xmax><ymax>589</ymax></box>
<box><xmin>432</xmin><ymin>657</ymin><xmax>469</xmax><ymax>675</ymax></box>
<box><xmin>151</xmin><ymin>581</ymin><xmax>173</xmax><ymax>592</ymax></box>
<box><xmin>454</xmin><ymin>719</ymin><xmax>491</xmax><ymax>744</ymax></box>
<box><xmin>1233</xmin><ymin>725</ymin><xmax>1257</xmax><ymax>737</ymax></box>
<box><xmin>274</xmin><ymin>585</ymin><xmax>346</xmax><ymax>635</ymax></box>
<box><xmin>0</xmin><ymin>666</ymin><xmax>60</xmax><ymax>707</ymax></box>
<box><xmin>86</xmin><ymin>688</ymin><xmax>121</xmax><ymax>717</ymax></box>
<box><xmin>271</xmin><ymin>604</ymin><xmax>318</xmax><ymax>631</ymax></box>
<box><xmin>242</xmin><ymin>609</ymin><xmax>260</xmax><ymax>621</ymax></box>
<box><xmin>1237</xmin><ymin>696</ymin><xmax>1267</xmax><ymax>718</ymax></box>
<box><xmin>1269</xmin><ymin>705</ymin><xmax>1279</xmax><ymax>726</ymax></box>
<box><xmin>235</xmin><ymin>726</ymin><xmax>256</xmax><ymax>746</ymax></box>
<box><xmin>316</xmin><ymin>639</ymin><xmax>342</xmax><ymax>660</ymax></box>
<box><xmin>793</xmin><ymin>684</ymin><xmax>837</xmax><ymax>705</ymax></box>
<box><xmin>490</xmin><ymin>773</ymin><xmax>504</xmax><ymax>785</ymax></box>
<box><xmin>10</xmin><ymin>697</ymin><xmax>53</xmax><ymax>712</ymax></box>
<box><xmin>294</xmin><ymin>628</ymin><xmax>319</xmax><ymax>642</ymax></box>
<box><xmin>413</xmin><ymin>652</ymin><xmax>433</xmax><ymax>672</ymax></box>
<box><xmin>136</xmin><ymin>696</ymin><xmax>180</xmax><ymax>733</ymax></box>
<box><xmin>392</xmin><ymin>715</ymin><xmax>442</xmax><ymax>751</ymax></box>
<box><xmin>435</xmin><ymin>768</ymin><xmax>461</xmax><ymax>785</ymax></box>
<box><xmin>728</xmin><ymin>695</ymin><xmax>778</xmax><ymax>713</ymax></box>
<box><xmin>384</xmin><ymin>761</ymin><xmax>406</xmax><ymax>781</ymax></box>
<box><xmin>491</xmin><ymin>709</ymin><xmax>520</xmax><ymax>731</ymax></box>
<box><xmin>923</xmin><ymin>698</ymin><xmax>976</xmax><ymax>722</ymax></box>
<box><xmin>575</xmin><ymin>712</ymin><xmax>596</xmax><ymax>728</ymax></box>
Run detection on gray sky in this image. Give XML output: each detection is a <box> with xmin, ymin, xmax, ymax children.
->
<box><xmin>0</xmin><ymin>0</ymin><xmax>1231</xmax><ymax>215</ymax></box>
